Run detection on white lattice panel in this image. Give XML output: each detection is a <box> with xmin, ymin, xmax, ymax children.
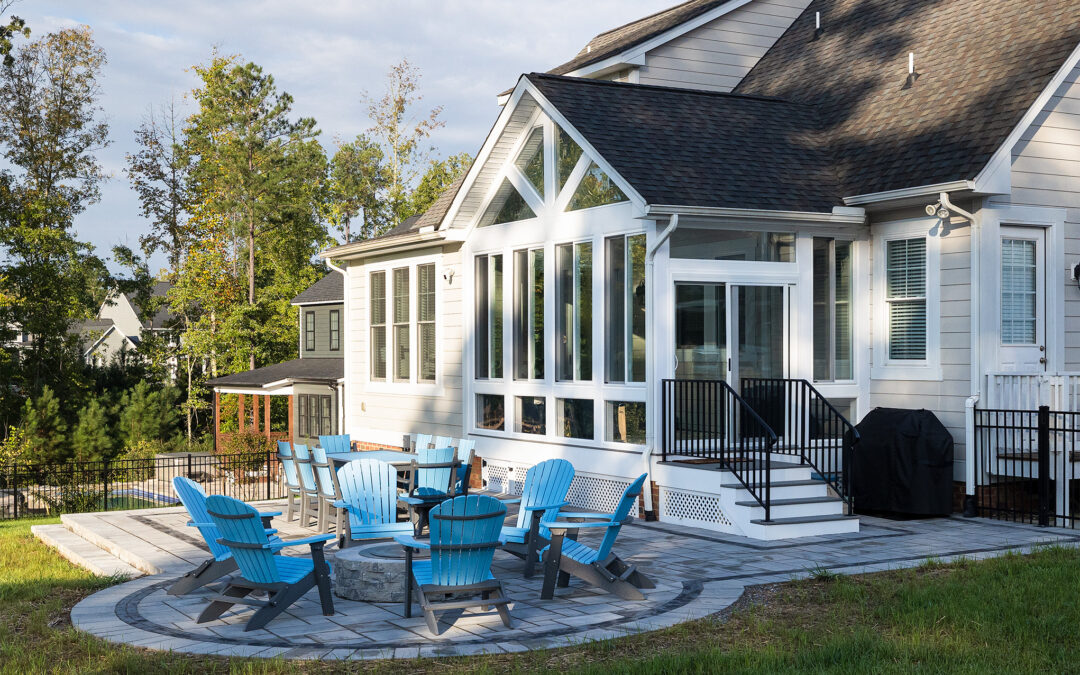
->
<box><xmin>481</xmin><ymin>460</ymin><xmax>528</xmax><ymax>495</ymax></box>
<box><xmin>660</xmin><ymin>487</ymin><xmax>734</xmax><ymax>530</ymax></box>
<box><xmin>566</xmin><ymin>473</ymin><xmax>639</xmax><ymax>517</ymax></box>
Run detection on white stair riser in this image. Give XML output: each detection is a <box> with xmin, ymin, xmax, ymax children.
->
<box><xmin>717</xmin><ymin>466</ymin><xmax>813</xmax><ymax>486</ymax></box>
<box><xmin>739</xmin><ymin>500</ymin><xmax>845</xmax><ymax>520</ymax></box>
<box><xmin>727</xmin><ymin>483</ymin><xmax>831</xmax><ymax>501</ymax></box>
<box><xmin>744</xmin><ymin>517</ymin><xmax>860</xmax><ymax>540</ymax></box>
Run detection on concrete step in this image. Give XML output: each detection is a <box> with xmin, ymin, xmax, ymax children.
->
<box><xmin>60</xmin><ymin>512</ymin><xmax>198</xmax><ymax>575</ymax></box>
<box><xmin>32</xmin><ymin>524</ymin><xmax>142</xmax><ymax>578</ymax></box>
<box><xmin>744</xmin><ymin>513</ymin><xmax>860</xmax><ymax>540</ymax></box>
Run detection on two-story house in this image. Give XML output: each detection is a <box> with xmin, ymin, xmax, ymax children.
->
<box><xmin>206</xmin><ymin>273</ymin><xmax>345</xmax><ymax>450</ymax></box>
<box><xmin>81</xmin><ymin>281</ymin><xmax>179</xmax><ymax>367</ymax></box>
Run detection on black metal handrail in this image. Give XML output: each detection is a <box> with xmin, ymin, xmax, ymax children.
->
<box><xmin>661</xmin><ymin>379</ymin><xmax>779</xmax><ymax>521</ymax></box>
<box><xmin>740</xmin><ymin>378</ymin><xmax>859</xmax><ymax>511</ymax></box>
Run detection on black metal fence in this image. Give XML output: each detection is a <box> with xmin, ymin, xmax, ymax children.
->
<box><xmin>741</xmin><ymin>378</ymin><xmax>859</xmax><ymax>511</ymax></box>
<box><xmin>661</xmin><ymin>379</ymin><xmax>778</xmax><ymax>521</ymax></box>
<box><xmin>0</xmin><ymin>450</ymin><xmax>286</xmax><ymax>520</ymax></box>
<box><xmin>973</xmin><ymin>406</ymin><xmax>1080</xmax><ymax>528</ymax></box>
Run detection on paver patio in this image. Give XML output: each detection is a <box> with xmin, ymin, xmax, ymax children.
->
<box><xmin>67</xmin><ymin>498</ymin><xmax>1080</xmax><ymax>660</ymax></box>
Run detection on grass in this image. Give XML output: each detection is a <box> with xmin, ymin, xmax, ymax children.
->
<box><xmin>3</xmin><ymin>517</ymin><xmax>1080</xmax><ymax>673</ymax></box>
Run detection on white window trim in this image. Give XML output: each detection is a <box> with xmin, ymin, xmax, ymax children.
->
<box><xmin>872</xmin><ymin>218</ymin><xmax>942</xmax><ymax>381</ymax></box>
<box><xmin>363</xmin><ymin>254</ymin><xmax>442</xmax><ymax>396</ymax></box>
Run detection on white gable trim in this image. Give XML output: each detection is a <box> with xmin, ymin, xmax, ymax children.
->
<box><xmin>973</xmin><ymin>39</ymin><xmax>1080</xmax><ymax>193</ymax></box>
<box><xmin>564</xmin><ymin>0</ymin><xmax>754</xmax><ymax>80</ymax></box>
<box><xmin>83</xmin><ymin>325</ymin><xmax>138</xmax><ymax>359</ymax></box>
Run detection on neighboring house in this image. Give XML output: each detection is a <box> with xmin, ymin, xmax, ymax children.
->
<box><xmin>205</xmin><ymin>274</ymin><xmax>345</xmax><ymax>450</ymax></box>
<box><xmin>82</xmin><ymin>281</ymin><xmax>178</xmax><ymax>367</ymax></box>
<box><xmin>310</xmin><ymin>0</ymin><xmax>1080</xmax><ymax>539</ymax></box>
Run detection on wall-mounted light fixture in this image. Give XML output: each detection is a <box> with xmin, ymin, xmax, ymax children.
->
<box><xmin>443</xmin><ymin>267</ymin><xmax>455</xmax><ymax>285</ymax></box>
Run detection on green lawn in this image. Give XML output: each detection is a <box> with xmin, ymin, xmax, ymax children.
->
<box><xmin>2</xmin><ymin>516</ymin><xmax>1079</xmax><ymax>673</ymax></box>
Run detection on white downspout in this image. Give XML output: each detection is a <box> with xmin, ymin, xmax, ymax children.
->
<box><xmin>939</xmin><ymin>192</ymin><xmax>980</xmax><ymax>515</ymax></box>
<box><xmin>642</xmin><ymin>213</ymin><xmax>680</xmax><ymax>519</ymax></box>
<box><xmin>326</xmin><ymin>259</ymin><xmax>349</xmax><ymax>438</ymax></box>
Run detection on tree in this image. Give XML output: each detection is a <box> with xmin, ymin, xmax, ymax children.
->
<box><xmin>0</xmin><ymin>26</ymin><xmax>111</xmax><ymax>406</ymax></box>
<box><xmin>409</xmin><ymin>151</ymin><xmax>471</xmax><ymax>218</ymax></box>
<box><xmin>72</xmin><ymin>397</ymin><xmax>112</xmax><ymax>461</ymax></box>
<box><xmin>21</xmin><ymin>386</ymin><xmax>67</xmax><ymax>463</ymax></box>
<box><xmin>184</xmin><ymin>55</ymin><xmax>326</xmax><ymax>370</ymax></box>
<box><xmin>115</xmin><ymin>381</ymin><xmax>179</xmax><ymax>450</ymax></box>
<box><xmin>326</xmin><ymin>134</ymin><xmax>387</xmax><ymax>242</ymax></box>
<box><xmin>365</xmin><ymin>58</ymin><xmax>444</xmax><ymax>227</ymax></box>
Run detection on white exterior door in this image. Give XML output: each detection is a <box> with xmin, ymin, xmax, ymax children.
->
<box><xmin>998</xmin><ymin>226</ymin><xmax>1046</xmax><ymax>372</ymax></box>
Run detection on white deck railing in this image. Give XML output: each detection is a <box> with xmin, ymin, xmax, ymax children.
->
<box><xmin>985</xmin><ymin>372</ymin><xmax>1080</xmax><ymax>412</ymax></box>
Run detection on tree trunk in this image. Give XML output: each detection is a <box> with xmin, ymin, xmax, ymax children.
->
<box><xmin>185</xmin><ymin>353</ymin><xmax>193</xmax><ymax>447</ymax></box>
<box><xmin>248</xmin><ymin>208</ymin><xmax>256</xmax><ymax>371</ymax></box>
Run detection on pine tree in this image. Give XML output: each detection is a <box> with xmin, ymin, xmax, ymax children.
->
<box><xmin>22</xmin><ymin>386</ymin><xmax>68</xmax><ymax>463</ymax></box>
<box><xmin>71</xmin><ymin>397</ymin><xmax>112</xmax><ymax>461</ymax></box>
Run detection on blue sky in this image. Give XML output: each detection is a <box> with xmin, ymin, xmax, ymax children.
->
<box><xmin>23</xmin><ymin>0</ymin><xmax>667</xmax><ymax>272</ymax></box>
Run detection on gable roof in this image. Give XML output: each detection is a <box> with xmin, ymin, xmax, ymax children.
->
<box><xmin>734</xmin><ymin>0</ymin><xmax>1080</xmax><ymax>198</ymax></box>
<box><xmin>528</xmin><ymin>73</ymin><xmax>843</xmax><ymax>212</ymax></box>
<box><xmin>549</xmin><ymin>0</ymin><xmax>730</xmax><ymax>76</ymax></box>
<box><xmin>290</xmin><ymin>273</ymin><xmax>343</xmax><ymax>305</ymax></box>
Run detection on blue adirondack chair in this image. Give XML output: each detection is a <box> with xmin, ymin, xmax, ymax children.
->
<box><xmin>539</xmin><ymin>473</ymin><xmax>655</xmax><ymax>601</ymax></box>
<box><xmin>276</xmin><ymin>441</ymin><xmax>303</xmax><ymax>522</ymax></box>
<box><xmin>318</xmin><ymin>434</ymin><xmax>351</xmax><ymax>454</ymax></box>
<box><xmin>309</xmin><ymin>445</ymin><xmax>344</xmax><ymax>534</ymax></box>
<box><xmin>395</xmin><ymin>495</ymin><xmax>512</xmax><ymax>635</ymax></box>
<box><xmin>500</xmin><ymin>458</ymin><xmax>574</xmax><ymax>577</ymax></box>
<box><xmin>333</xmin><ymin>458</ymin><xmax>413</xmax><ymax>548</ymax></box>
<box><xmin>399</xmin><ymin>446</ymin><xmax>459</xmax><ymax>535</ymax></box>
<box><xmin>291</xmin><ymin>444</ymin><xmax>321</xmax><ymax>527</ymax></box>
<box><xmin>198</xmin><ymin>495</ymin><xmax>335</xmax><ymax>631</ymax></box>
<box><xmin>434</xmin><ymin>436</ymin><xmax>477</xmax><ymax>496</ymax></box>
<box><xmin>167</xmin><ymin>477</ymin><xmax>282</xmax><ymax>596</ymax></box>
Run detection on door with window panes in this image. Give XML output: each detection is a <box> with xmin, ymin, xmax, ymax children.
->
<box><xmin>998</xmin><ymin>227</ymin><xmax>1046</xmax><ymax>372</ymax></box>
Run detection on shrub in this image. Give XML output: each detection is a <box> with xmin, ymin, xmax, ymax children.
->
<box><xmin>112</xmin><ymin>439</ymin><xmax>159</xmax><ymax>482</ymax></box>
<box><xmin>217</xmin><ymin>431</ymin><xmax>272</xmax><ymax>479</ymax></box>
<box><xmin>0</xmin><ymin>426</ymin><xmax>31</xmax><ymax>465</ymax></box>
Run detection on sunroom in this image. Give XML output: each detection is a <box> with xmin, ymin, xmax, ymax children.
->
<box><xmin>434</xmin><ymin>74</ymin><xmax>868</xmax><ymax>536</ymax></box>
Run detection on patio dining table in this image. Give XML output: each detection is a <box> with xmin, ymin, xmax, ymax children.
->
<box><xmin>325</xmin><ymin>450</ymin><xmax>418</xmax><ymax>469</ymax></box>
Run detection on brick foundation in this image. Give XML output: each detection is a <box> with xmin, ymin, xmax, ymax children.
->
<box><xmin>350</xmin><ymin>440</ymin><xmax>403</xmax><ymax>452</ymax></box>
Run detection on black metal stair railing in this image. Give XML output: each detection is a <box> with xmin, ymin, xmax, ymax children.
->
<box><xmin>740</xmin><ymin>378</ymin><xmax>859</xmax><ymax>511</ymax></box>
<box><xmin>661</xmin><ymin>379</ymin><xmax>779</xmax><ymax>521</ymax></box>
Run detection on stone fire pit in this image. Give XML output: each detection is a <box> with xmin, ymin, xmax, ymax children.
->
<box><xmin>333</xmin><ymin>542</ymin><xmax>426</xmax><ymax>603</ymax></box>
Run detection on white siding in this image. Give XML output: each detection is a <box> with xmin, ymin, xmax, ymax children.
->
<box><xmin>637</xmin><ymin>0</ymin><xmax>812</xmax><ymax>92</ymax></box>
<box><xmin>1008</xmin><ymin>63</ymin><xmax>1080</xmax><ymax>369</ymax></box>
<box><xmin>344</xmin><ymin>244</ymin><xmax>464</xmax><ymax>443</ymax></box>
<box><xmin>868</xmin><ymin>210</ymin><xmax>972</xmax><ymax>481</ymax></box>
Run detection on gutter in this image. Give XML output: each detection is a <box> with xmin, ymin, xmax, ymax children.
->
<box><xmin>643</xmin><ymin>204</ymin><xmax>866</xmax><ymax>225</ymax></box>
<box><xmin>326</xmin><ymin>258</ymin><xmax>349</xmax><ymax>438</ymax></box>
<box><xmin>642</xmin><ymin>213</ymin><xmax>680</xmax><ymax>519</ymax></box>
<box><xmin>843</xmin><ymin>180</ymin><xmax>975</xmax><ymax>206</ymax></box>
<box><xmin>320</xmin><ymin>230</ymin><xmax>445</xmax><ymax>261</ymax></box>
<box><xmin>936</xmin><ymin>191</ymin><xmax>980</xmax><ymax>517</ymax></box>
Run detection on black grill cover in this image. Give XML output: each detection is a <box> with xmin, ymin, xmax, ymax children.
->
<box><xmin>851</xmin><ymin>408</ymin><xmax>954</xmax><ymax>516</ymax></box>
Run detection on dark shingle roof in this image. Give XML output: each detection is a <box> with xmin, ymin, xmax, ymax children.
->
<box><xmin>206</xmin><ymin>358</ymin><xmax>343</xmax><ymax>388</ymax></box>
<box><xmin>359</xmin><ymin>174</ymin><xmax>467</xmax><ymax>243</ymax></box>
<box><xmin>549</xmin><ymin>0</ymin><xmax>728</xmax><ymax>76</ymax></box>
<box><xmin>291</xmin><ymin>274</ymin><xmax>343</xmax><ymax>305</ymax></box>
<box><xmin>528</xmin><ymin>73</ymin><xmax>843</xmax><ymax>212</ymax></box>
<box><xmin>734</xmin><ymin>0</ymin><xmax>1080</xmax><ymax>197</ymax></box>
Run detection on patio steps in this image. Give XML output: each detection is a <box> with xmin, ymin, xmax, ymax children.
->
<box><xmin>32</xmin><ymin>524</ymin><xmax>142</xmax><ymax>578</ymax></box>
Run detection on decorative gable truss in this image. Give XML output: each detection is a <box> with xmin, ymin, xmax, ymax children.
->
<box><xmin>441</xmin><ymin>84</ymin><xmax>644</xmax><ymax>236</ymax></box>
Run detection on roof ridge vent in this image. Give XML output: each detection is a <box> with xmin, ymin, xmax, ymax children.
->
<box><xmin>902</xmin><ymin>52</ymin><xmax>920</xmax><ymax>89</ymax></box>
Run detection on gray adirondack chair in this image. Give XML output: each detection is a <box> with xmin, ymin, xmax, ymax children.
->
<box><xmin>399</xmin><ymin>445</ymin><xmax>459</xmax><ymax>535</ymax></box>
<box><xmin>395</xmin><ymin>494</ymin><xmax>512</xmax><ymax>634</ymax></box>
<box><xmin>291</xmin><ymin>444</ymin><xmax>322</xmax><ymax>527</ymax></box>
<box><xmin>500</xmin><ymin>458</ymin><xmax>574</xmax><ymax>577</ymax></box>
<box><xmin>167</xmin><ymin>476</ymin><xmax>281</xmax><ymax>596</ymax></box>
<box><xmin>198</xmin><ymin>494</ymin><xmax>334</xmax><ymax>631</ymax></box>
<box><xmin>310</xmin><ymin>445</ymin><xmax>344</xmax><ymax>534</ymax></box>
<box><xmin>276</xmin><ymin>441</ymin><xmax>303</xmax><ymax>521</ymax></box>
<box><xmin>540</xmin><ymin>473</ymin><xmax>655</xmax><ymax>601</ymax></box>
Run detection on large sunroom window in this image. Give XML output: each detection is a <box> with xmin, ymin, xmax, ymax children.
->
<box><xmin>475</xmin><ymin>253</ymin><xmax>504</xmax><ymax>378</ymax></box>
<box><xmin>556</xmin><ymin>242</ymin><xmax>592</xmax><ymax>381</ymax></box>
<box><xmin>513</xmin><ymin>248</ymin><xmax>544</xmax><ymax>380</ymax></box>
<box><xmin>813</xmin><ymin>238</ymin><xmax>853</xmax><ymax>381</ymax></box>
<box><xmin>606</xmin><ymin>233</ymin><xmax>646</xmax><ymax>383</ymax></box>
<box><xmin>479</xmin><ymin>178</ymin><xmax>536</xmax><ymax>227</ymax></box>
<box><xmin>555</xmin><ymin>124</ymin><xmax>583</xmax><ymax>193</ymax></box>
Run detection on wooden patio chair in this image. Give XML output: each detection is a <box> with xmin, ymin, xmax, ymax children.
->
<box><xmin>167</xmin><ymin>476</ymin><xmax>282</xmax><ymax>596</ymax></box>
<box><xmin>276</xmin><ymin>441</ymin><xmax>302</xmax><ymax>522</ymax></box>
<box><xmin>333</xmin><ymin>458</ymin><xmax>413</xmax><ymax>548</ymax></box>
<box><xmin>318</xmin><ymin>434</ymin><xmax>352</xmax><ymax>454</ymax></box>
<box><xmin>310</xmin><ymin>445</ymin><xmax>345</xmax><ymax>534</ymax></box>
<box><xmin>499</xmin><ymin>458</ymin><xmax>574</xmax><ymax>577</ymax></box>
<box><xmin>539</xmin><ymin>473</ymin><xmax>655</xmax><ymax>601</ymax></box>
<box><xmin>395</xmin><ymin>494</ymin><xmax>512</xmax><ymax>635</ymax></box>
<box><xmin>198</xmin><ymin>494</ymin><xmax>335</xmax><ymax>631</ymax></box>
<box><xmin>291</xmin><ymin>444</ymin><xmax>322</xmax><ymax>528</ymax></box>
<box><xmin>398</xmin><ymin>446</ymin><xmax>460</xmax><ymax>535</ymax></box>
